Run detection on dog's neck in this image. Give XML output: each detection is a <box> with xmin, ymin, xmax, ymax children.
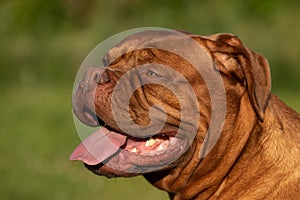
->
<box><xmin>145</xmin><ymin>94</ymin><xmax>300</xmax><ymax>199</ymax></box>
<box><xmin>144</xmin><ymin>94</ymin><xmax>258</xmax><ymax>199</ymax></box>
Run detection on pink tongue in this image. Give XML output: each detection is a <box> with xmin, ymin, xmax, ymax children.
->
<box><xmin>69</xmin><ymin>127</ymin><xmax>127</xmax><ymax>165</ymax></box>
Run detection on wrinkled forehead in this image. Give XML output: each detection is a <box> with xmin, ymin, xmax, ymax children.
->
<box><xmin>103</xmin><ymin>30</ymin><xmax>212</xmax><ymax>68</ymax></box>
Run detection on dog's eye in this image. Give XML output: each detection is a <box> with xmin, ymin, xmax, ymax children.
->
<box><xmin>147</xmin><ymin>70</ymin><xmax>159</xmax><ymax>77</ymax></box>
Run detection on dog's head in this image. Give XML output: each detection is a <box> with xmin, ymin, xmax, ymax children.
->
<box><xmin>70</xmin><ymin>30</ymin><xmax>271</xmax><ymax>178</ymax></box>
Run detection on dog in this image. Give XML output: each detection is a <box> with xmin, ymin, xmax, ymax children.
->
<box><xmin>70</xmin><ymin>30</ymin><xmax>300</xmax><ymax>199</ymax></box>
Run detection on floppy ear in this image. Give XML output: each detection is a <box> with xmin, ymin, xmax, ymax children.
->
<box><xmin>238</xmin><ymin>48</ymin><xmax>271</xmax><ymax>121</ymax></box>
<box><xmin>201</xmin><ymin>34</ymin><xmax>272</xmax><ymax>121</ymax></box>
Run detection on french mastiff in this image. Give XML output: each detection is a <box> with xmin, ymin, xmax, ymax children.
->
<box><xmin>70</xmin><ymin>30</ymin><xmax>300</xmax><ymax>199</ymax></box>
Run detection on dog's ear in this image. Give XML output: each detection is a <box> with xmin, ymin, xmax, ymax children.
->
<box><xmin>238</xmin><ymin>47</ymin><xmax>271</xmax><ymax>121</ymax></box>
<box><xmin>202</xmin><ymin>34</ymin><xmax>271</xmax><ymax>121</ymax></box>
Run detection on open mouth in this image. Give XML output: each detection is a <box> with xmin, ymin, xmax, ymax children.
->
<box><xmin>70</xmin><ymin>106</ymin><xmax>189</xmax><ymax>174</ymax></box>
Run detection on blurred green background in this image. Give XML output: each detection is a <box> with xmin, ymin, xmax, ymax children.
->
<box><xmin>1</xmin><ymin>0</ymin><xmax>299</xmax><ymax>199</ymax></box>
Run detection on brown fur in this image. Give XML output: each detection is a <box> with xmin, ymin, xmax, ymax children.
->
<box><xmin>74</xmin><ymin>31</ymin><xmax>300</xmax><ymax>199</ymax></box>
<box><xmin>143</xmin><ymin>33</ymin><xmax>300</xmax><ymax>199</ymax></box>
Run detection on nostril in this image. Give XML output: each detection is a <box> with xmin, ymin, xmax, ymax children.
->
<box><xmin>96</xmin><ymin>116</ymin><xmax>106</xmax><ymax>126</ymax></box>
<box><xmin>97</xmin><ymin>70</ymin><xmax>110</xmax><ymax>84</ymax></box>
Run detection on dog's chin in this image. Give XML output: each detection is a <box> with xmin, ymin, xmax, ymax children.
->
<box><xmin>84</xmin><ymin>163</ymin><xmax>139</xmax><ymax>178</ymax></box>
<box><xmin>84</xmin><ymin>154</ymin><xmax>183</xmax><ymax>178</ymax></box>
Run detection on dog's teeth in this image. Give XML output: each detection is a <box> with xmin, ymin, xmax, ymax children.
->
<box><xmin>162</xmin><ymin>140</ymin><xmax>170</xmax><ymax>146</ymax></box>
<box><xmin>131</xmin><ymin>147</ymin><xmax>138</xmax><ymax>153</ymax></box>
<box><xmin>170</xmin><ymin>137</ymin><xmax>177</xmax><ymax>145</ymax></box>
<box><xmin>145</xmin><ymin>137</ymin><xmax>156</xmax><ymax>147</ymax></box>
<box><xmin>156</xmin><ymin>144</ymin><xmax>164</xmax><ymax>151</ymax></box>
